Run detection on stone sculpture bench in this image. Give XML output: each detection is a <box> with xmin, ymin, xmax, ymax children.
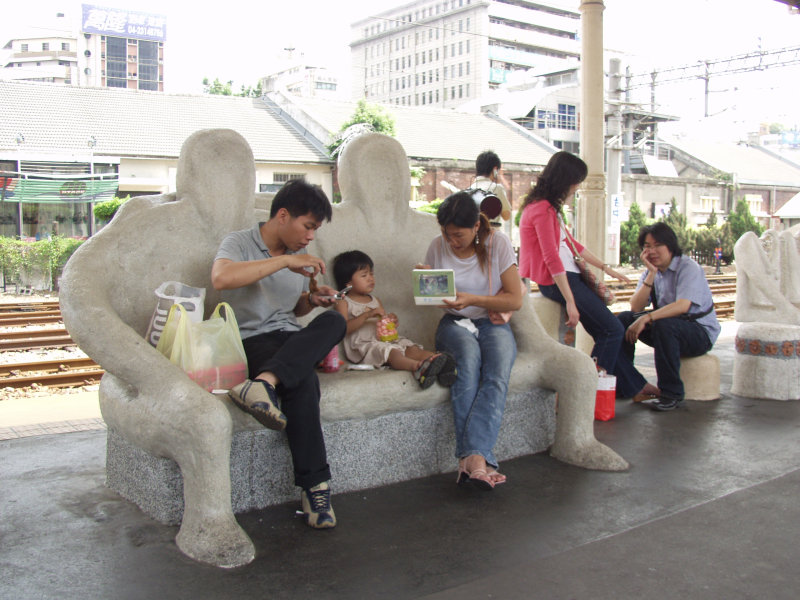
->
<box><xmin>60</xmin><ymin>129</ymin><xmax>626</xmax><ymax>569</ymax></box>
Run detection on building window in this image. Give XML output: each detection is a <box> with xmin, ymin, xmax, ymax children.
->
<box><xmin>744</xmin><ymin>194</ymin><xmax>764</xmax><ymax>215</ymax></box>
<box><xmin>273</xmin><ymin>173</ymin><xmax>305</xmax><ymax>183</ymax></box>
<box><xmin>21</xmin><ymin>43</ymin><xmax>28</xmax><ymax>52</ymax></box>
<box><xmin>700</xmin><ymin>196</ymin><xmax>719</xmax><ymax>213</ymax></box>
<box><xmin>466</xmin><ymin>40</ymin><xmax>470</xmax><ymax>53</ymax></box>
<box><xmin>62</xmin><ymin>42</ymin><xmax>70</xmax><ymax>51</ymax></box>
<box><xmin>106</xmin><ymin>36</ymin><xmax>127</xmax><ymax>88</ymax></box>
<box><xmin>459</xmin><ymin>84</ymin><xmax>463</xmax><ymax>98</ymax></box>
<box><xmin>42</xmin><ymin>43</ymin><xmax>49</xmax><ymax>51</ymax></box>
<box><xmin>459</xmin><ymin>41</ymin><xmax>463</xmax><ymax>55</ymax></box>
<box><xmin>554</xmin><ymin>141</ymin><xmax>580</xmax><ymax>154</ymax></box>
<box><xmin>557</xmin><ymin>104</ymin><xmax>577</xmax><ymax>130</ymax></box>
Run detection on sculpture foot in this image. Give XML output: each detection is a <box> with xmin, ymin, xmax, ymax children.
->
<box><xmin>551</xmin><ymin>439</ymin><xmax>629</xmax><ymax>472</ymax></box>
<box><xmin>175</xmin><ymin>514</ymin><xmax>255</xmax><ymax>568</ymax></box>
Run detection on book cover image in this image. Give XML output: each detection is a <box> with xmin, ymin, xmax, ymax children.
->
<box><xmin>412</xmin><ymin>269</ymin><xmax>456</xmax><ymax>305</ymax></box>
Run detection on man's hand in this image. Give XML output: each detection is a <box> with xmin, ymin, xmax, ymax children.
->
<box><xmin>625</xmin><ymin>314</ymin><xmax>650</xmax><ymax>344</ymax></box>
<box><xmin>311</xmin><ymin>284</ymin><xmax>339</xmax><ymax>307</ymax></box>
<box><xmin>286</xmin><ymin>254</ymin><xmax>326</xmax><ymax>278</ymax></box>
<box><xmin>639</xmin><ymin>249</ymin><xmax>656</xmax><ymax>274</ymax></box>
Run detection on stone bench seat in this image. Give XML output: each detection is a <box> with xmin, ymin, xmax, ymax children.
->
<box><xmin>107</xmin><ymin>364</ymin><xmax>557</xmax><ymax>525</ymax></box>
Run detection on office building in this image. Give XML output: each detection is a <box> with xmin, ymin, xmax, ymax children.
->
<box><xmin>1</xmin><ymin>4</ymin><xmax>166</xmax><ymax>92</ymax></box>
<box><xmin>350</xmin><ymin>0</ymin><xmax>580</xmax><ymax>108</ymax></box>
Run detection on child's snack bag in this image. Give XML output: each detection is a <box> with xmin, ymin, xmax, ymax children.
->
<box><xmin>376</xmin><ymin>315</ymin><xmax>399</xmax><ymax>342</ymax></box>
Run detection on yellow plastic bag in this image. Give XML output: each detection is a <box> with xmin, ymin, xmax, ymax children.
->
<box><xmin>156</xmin><ymin>302</ymin><xmax>248</xmax><ymax>392</ymax></box>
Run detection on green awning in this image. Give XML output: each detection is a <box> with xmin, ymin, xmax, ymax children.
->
<box><xmin>1</xmin><ymin>176</ymin><xmax>119</xmax><ymax>204</ymax></box>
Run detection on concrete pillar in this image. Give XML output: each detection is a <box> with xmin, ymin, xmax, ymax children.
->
<box><xmin>578</xmin><ymin>0</ymin><xmax>609</xmax><ymax>265</ymax></box>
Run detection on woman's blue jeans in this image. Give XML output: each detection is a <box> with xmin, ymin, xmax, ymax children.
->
<box><xmin>435</xmin><ymin>314</ymin><xmax>517</xmax><ymax>468</ymax></box>
<box><xmin>539</xmin><ymin>271</ymin><xmax>624</xmax><ymax>374</ymax></box>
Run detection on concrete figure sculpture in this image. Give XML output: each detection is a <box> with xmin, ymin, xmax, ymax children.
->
<box><xmin>734</xmin><ymin>226</ymin><xmax>800</xmax><ymax>324</ymax></box>
<box><xmin>316</xmin><ymin>133</ymin><xmax>628</xmax><ymax>472</ymax></box>
<box><xmin>59</xmin><ymin>129</ymin><xmax>258</xmax><ymax>567</ymax></box>
<box><xmin>59</xmin><ymin>129</ymin><xmax>626</xmax><ymax>570</ymax></box>
<box><xmin>732</xmin><ymin>225</ymin><xmax>800</xmax><ymax>400</ymax></box>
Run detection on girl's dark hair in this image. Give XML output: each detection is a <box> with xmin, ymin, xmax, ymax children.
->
<box><xmin>521</xmin><ymin>151</ymin><xmax>588</xmax><ymax>213</ymax></box>
<box><xmin>637</xmin><ymin>222</ymin><xmax>683</xmax><ymax>257</ymax></box>
<box><xmin>332</xmin><ymin>250</ymin><xmax>374</xmax><ymax>290</ymax></box>
<box><xmin>436</xmin><ymin>191</ymin><xmax>491</xmax><ymax>270</ymax></box>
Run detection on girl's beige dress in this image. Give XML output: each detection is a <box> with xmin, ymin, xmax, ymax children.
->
<box><xmin>342</xmin><ymin>294</ymin><xmax>419</xmax><ymax>366</ymax></box>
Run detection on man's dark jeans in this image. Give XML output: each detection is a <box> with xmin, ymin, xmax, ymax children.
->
<box><xmin>242</xmin><ymin>310</ymin><xmax>346</xmax><ymax>490</ymax></box>
<box><xmin>615</xmin><ymin>311</ymin><xmax>712</xmax><ymax>401</ymax></box>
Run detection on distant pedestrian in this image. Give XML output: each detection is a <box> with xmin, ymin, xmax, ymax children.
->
<box><xmin>473</xmin><ymin>150</ymin><xmax>512</xmax><ymax>227</ymax></box>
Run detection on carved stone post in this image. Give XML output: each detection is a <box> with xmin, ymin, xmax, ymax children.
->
<box><xmin>578</xmin><ymin>0</ymin><xmax>608</xmax><ymax>265</ymax></box>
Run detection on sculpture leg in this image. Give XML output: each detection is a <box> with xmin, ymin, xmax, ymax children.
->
<box><xmin>99</xmin><ymin>375</ymin><xmax>255</xmax><ymax>568</ymax></box>
<box><xmin>539</xmin><ymin>343</ymin><xmax>629</xmax><ymax>471</ymax></box>
<box><xmin>172</xmin><ymin>410</ymin><xmax>255</xmax><ymax>568</ymax></box>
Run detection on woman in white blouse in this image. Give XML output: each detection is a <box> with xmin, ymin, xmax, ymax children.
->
<box><xmin>423</xmin><ymin>192</ymin><xmax>523</xmax><ymax>490</ymax></box>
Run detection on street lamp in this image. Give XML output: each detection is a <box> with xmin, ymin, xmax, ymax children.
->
<box><xmin>88</xmin><ymin>136</ymin><xmax>97</xmax><ymax>236</ymax></box>
<box><xmin>14</xmin><ymin>134</ymin><xmax>25</xmax><ymax>238</ymax></box>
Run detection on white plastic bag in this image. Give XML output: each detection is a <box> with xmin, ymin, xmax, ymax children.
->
<box><xmin>156</xmin><ymin>302</ymin><xmax>248</xmax><ymax>392</ymax></box>
<box><xmin>145</xmin><ymin>281</ymin><xmax>206</xmax><ymax>347</ymax></box>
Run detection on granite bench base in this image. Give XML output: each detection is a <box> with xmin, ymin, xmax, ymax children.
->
<box><xmin>106</xmin><ymin>388</ymin><xmax>556</xmax><ymax>526</ymax></box>
<box><xmin>732</xmin><ymin>322</ymin><xmax>800</xmax><ymax>401</ymax></box>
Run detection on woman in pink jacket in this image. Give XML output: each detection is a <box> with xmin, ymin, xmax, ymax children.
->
<box><xmin>519</xmin><ymin>152</ymin><xmax>642</xmax><ymax>386</ymax></box>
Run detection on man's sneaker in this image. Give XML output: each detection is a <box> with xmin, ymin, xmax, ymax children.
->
<box><xmin>228</xmin><ymin>379</ymin><xmax>287</xmax><ymax>431</ymax></box>
<box><xmin>647</xmin><ymin>397</ymin><xmax>683</xmax><ymax>412</ymax></box>
<box><xmin>301</xmin><ymin>481</ymin><xmax>336</xmax><ymax>529</ymax></box>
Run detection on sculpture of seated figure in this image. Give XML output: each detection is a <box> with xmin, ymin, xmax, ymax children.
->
<box><xmin>734</xmin><ymin>225</ymin><xmax>800</xmax><ymax>325</ymax></box>
<box><xmin>59</xmin><ymin>129</ymin><xmax>257</xmax><ymax>568</ymax></box>
<box><xmin>732</xmin><ymin>225</ymin><xmax>800</xmax><ymax>400</ymax></box>
<box><xmin>315</xmin><ymin>132</ymin><xmax>628</xmax><ymax>472</ymax></box>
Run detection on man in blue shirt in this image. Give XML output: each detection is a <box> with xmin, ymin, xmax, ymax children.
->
<box><xmin>615</xmin><ymin>223</ymin><xmax>720</xmax><ymax>411</ymax></box>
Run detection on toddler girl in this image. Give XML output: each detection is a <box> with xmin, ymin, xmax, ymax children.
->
<box><xmin>332</xmin><ymin>250</ymin><xmax>456</xmax><ymax>389</ymax></box>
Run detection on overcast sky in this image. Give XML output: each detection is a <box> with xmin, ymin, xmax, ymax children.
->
<box><xmin>2</xmin><ymin>0</ymin><xmax>798</xmax><ymax>133</ymax></box>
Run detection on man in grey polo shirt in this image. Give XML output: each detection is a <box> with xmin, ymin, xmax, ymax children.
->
<box><xmin>212</xmin><ymin>179</ymin><xmax>346</xmax><ymax>528</ymax></box>
<box><xmin>615</xmin><ymin>222</ymin><xmax>720</xmax><ymax>411</ymax></box>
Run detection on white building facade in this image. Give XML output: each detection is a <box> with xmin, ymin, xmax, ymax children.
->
<box><xmin>350</xmin><ymin>0</ymin><xmax>580</xmax><ymax>109</ymax></box>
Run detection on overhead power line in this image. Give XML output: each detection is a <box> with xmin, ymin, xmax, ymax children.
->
<box><xmin>626</xmin><ymin>45</ymin><xmax>800</xmax><ymax>90</ymax></box>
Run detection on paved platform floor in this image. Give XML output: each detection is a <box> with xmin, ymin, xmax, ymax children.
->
<box><xmin>3</xmin><ymin>322</ymin><xmax>800</xmax><ymax>599</ymax></box>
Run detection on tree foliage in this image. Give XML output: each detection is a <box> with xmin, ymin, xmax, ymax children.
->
<box><xmin>0</xmin><ymin>235</ymin><xmax>84</xmax><ymax>289</ymax></box>
<box><xmin>93</xmin><ymin>195</ymin><xmax>131</xmax><ymax>221</ymax></box>
<box><xmin>727</xmin><ymin>198</ymin><xmax>764</xmax><ymax>243</ymax></box>
<box><xmin>618</xmin><ymin>196</ymin><xmax>765</xmax><ymax>266</ymax></box>
<box><xmin>661</xmin><ymin>198</ymin><xmax>695</xmax><ymax>254</ymax></box>
<box><xmin>327</xmin><ymin>100</ymin><xmax>397</xmax><ymax>156</ymax></box>
<box><xmin>619</xmin><ymin>201</ymin><xmax>649</xmax><ymax>265</ymax></box>
<box><xmin>203</xmin><ymin>78</ymin><xmax>262</xmax><ymax>97</ymax></box>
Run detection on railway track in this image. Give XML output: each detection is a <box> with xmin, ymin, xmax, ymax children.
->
<box><xmin>0</xmin><ymin>357</ymin><xmax>104</xmax><ymax>389</ymax></box>
<box><xmin>0</xmin><ymin>282</ymin><xmax>737</xmax><ymax>388</ymax></box>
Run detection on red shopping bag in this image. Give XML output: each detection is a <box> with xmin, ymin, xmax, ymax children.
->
<box><xmin>595</xmin><ymin>371</ymin><xmax>617</xmax><ymax>421</ymax></box>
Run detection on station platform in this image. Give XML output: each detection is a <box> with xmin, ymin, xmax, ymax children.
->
<box><xmin>3</xmin><ymin>321</ymin><xmax>800</xmax><ymax>599</ymax></box>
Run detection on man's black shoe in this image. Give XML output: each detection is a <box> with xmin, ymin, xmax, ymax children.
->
<box><xmin>647</xmin><ymin>397</ymin><xmax>682</xmax><ymax>412</ymax></box>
